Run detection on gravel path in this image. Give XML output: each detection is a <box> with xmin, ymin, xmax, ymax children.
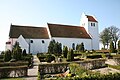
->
<box><xmin>24</xmin><ymin>55</ymin><xmax>40</xmax><ymax>80</ymax></box>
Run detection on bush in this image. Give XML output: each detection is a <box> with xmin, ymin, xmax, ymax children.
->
<box><xmin>63</xmin><ymin>46</ymin><xmax>68</xmax><ymax>58</ymax></box>
<box><xmin>109</xmin><ymin>41</ymin><xmax>115</xmax><ymax>53</ymax></box>
<box><xmin>4</xmin><ymin>50</ymin><xmax>12</xmax><ymax>62</ymax></box>
<box><xmin>22</xmin><ymin>55</ymin><xmax>33</xmax><ymax>67</ymax></box>
<box><xmin>45</xmin><ymin>54</ymin><xmax>55</xmax><ymax>62</ymax></box>
<box><xmin>87</xmin><ymin>55</ymin><xmax>102</xmax><ymax>59</ymax></box>
<box><xmin>67</xmin><ymin>49</ymin><xmax>74</xmax><ymax>61</ymax></box>
<box><xmin>23</xmin><ymin>49</ymin><xmax>27</xmax><ymax>56</ymax></box>
<box><xmin>12</xmin><ymin>42</ymin><xmax>22</xmax><ymax>61</ymax></box>
<box><xmin>69</xmin><ymin>63</ymin><xmax>87</xmax><ymax>76</ymax></box>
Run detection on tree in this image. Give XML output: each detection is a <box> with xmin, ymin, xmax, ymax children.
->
<box><xmin>4</xmin><ymin>50</ymin><xmax>12</xmax><ymax>62</ymax></box>
<box><xmin>108</xmin><ymin>26</ymin><xmax>120</xmax><ymax>49</ymax></box>
<box><xmin>80</xmin><ymin>42</ymin><xmax>85</xmax><ymax>52</ymax></box>
<box><xmin>109</xmin><ymin>41</ymin><xmax>115</xmax><ymax>53</ymax></box>
<box><xmin>48</xmin><ymin>40</ymin><xmax>62</xmax><ymax>55</ymax></box>
<box><xmin>23</xmin><ymin>49</ymin><xmax>27</xmax><ymax>56</ymax></box>
<box><xmin>48</xmin><ymin>40</ymin><xmax>55</xmax><ymax>54</ymax></box>
<box><xmin>118</xmin><ymin>40</ymin><xmax>120</xmax><ymax>54</ymax></box>
<box><xmin>67</xmin><ymin>49</ymin><xmax>74</xmax><ymax>61</ymax></box>
<box><xmin>100</xmin><ymin>28</ymin><xmax>111</xmax><ymax>49</ymax></box>
<box><xmin>63</xmin><ymin>46</ymin><xmax>68</xmax><ymax>58</ymax></box>
<box><xmin>12</xmin><ymin>42</ymin><xmax>22</xmax><ymax>61</ymax></box>
<box><xmin>76</xmin><ymin>43</ymin><xmax>85</xmax><ymax>52</ymax></box>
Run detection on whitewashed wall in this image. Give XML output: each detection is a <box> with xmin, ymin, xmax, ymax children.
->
<box><xmin>25</xmin><ymin>39</ymin><xmax>50</xmax><ymax>54</ymax></box>
<box><xmin>80</xmin><ymin>13</ymin><xmax>99</xmax><ymax>50</ymax></box>
<box><xmin>52</xmin><ymin>37</ymin><xmax>92</xmax><ymax>50</ymax></box>
<box><xmin>6</xmin><ymin>38</ymin><xmax>17</xmax><ymax>51</ymax></box>
<box><xmin>88</xmin><ymin>22</ymin><xmax>99</xmax><ymax>50</ymax></box>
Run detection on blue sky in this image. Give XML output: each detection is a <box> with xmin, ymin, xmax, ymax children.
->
<box><xmin>0</xmin><ymin>0</ymin><xmax>120</xmax><ymax>51</ymax></box>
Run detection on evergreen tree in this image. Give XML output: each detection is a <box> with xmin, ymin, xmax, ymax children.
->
<box><xmin>23</xmin><ymin>49</ymin><xmax>27</xmax><ymax>56</ymax></box>
<box><xmin>76</xmin><ymin>43</ymin><xmax>85</xmax><ymax>52</ymax></box>
<box><xmin>63</xmin><ymin>46</ymin><xmax>68</xmax><ymax>58</ymax></box>
<box><xmin>109</xmin><ymin>41</ymin><xmax>115</xmax><ymax>53</ymax></box>
<box><xmin>4</xmin><ymin>50</ymin><xmax>12</xmax><ymax>62</ymax></box>
<box><xmin>48</xmin><ymin>40</ymin><xmax>62</xmax><ymax>55</ymax></box>
<box><xmin>118</xmin><ymin>40</ymin><xmax>120</xmax><ymax>54</ymax></box>
<box><xmin>67</xmin><ymin>49</ymin><xmax>74</xmax><ymax>61</ymax></box>
<box><xmin>12</xmin><ymin>42</ymin><xmax>22</xmax><ymax>61</ymax></box>
<box><xmin>80</xmin><ymin>42</ymin><xmax>85</xmax><ymax>52</ymax></box>
<box><xmin>48</xmin><ymin>40</ymin><xmax>55</xmax><ymax>54</ymax></box>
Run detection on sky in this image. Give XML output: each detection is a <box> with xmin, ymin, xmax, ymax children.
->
<box><xmin>0</xmin><ymin>0</ymin><xmax>120</xmax><ymax>51</ymax></box>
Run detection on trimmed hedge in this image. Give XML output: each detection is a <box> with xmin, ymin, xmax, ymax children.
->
<box><xmin>37</xmin><ymin>53</ymin><xmax>55</xmax><ymax>62</ymax></box>
<box><xmin>56</xmin><ymin>73</ymin><xmax>120</xmax><ymax>80</ymax></box>
<box><xmin>0</xmin><ymin>61</ymin><xmax>28</xmax><ymax>67</ymax></box>
<box><xmin>87</xmin><ymin>55</ymin><xmax>102</xmax><ymax>59</ymax></box>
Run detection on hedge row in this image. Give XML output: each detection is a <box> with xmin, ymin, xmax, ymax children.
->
<box><xmin>87</xmin><ymin>55</ymin><xmax>102</xmax><ymax>59</ymax></box>
<box><xmin>0</xmin><ymin>61</ymin><xmax>28</xmax><ymax>67</ymax></box>
<box><xmin>56</xmin><ymin>73</ymin><xmax>120</xmax><ymax>80</ymax></box>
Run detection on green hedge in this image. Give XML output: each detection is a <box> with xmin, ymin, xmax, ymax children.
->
<box><xmin>108</xmin><ymin>65</ymin><xmax>120</xmax><ymax>70</ymax></box>
<box><xmin>0</xmin><ymin>61</ymin><xmax>28</xmax><ymax>67</ymax></box>
<box><xmin>37</xmin><ymin>53</ymin><xmax>55</xmax><ymax>62</ymax></box>
<box><xmin>56</xmin><ymin>73</ymin><xmax>120</xmax><ymax>80</ymax></box>
<box><xmin>87</xmin><ymin>55</ymin><xmax>102</xmax><ymax>59</ymax></box>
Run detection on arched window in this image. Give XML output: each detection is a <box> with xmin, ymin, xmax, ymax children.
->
<box><xmin>42</xmin><ymin>40</ymin><xmax>45</xmax><ymax>44</ymax></box>
<box><xmin>72</xmin><ymin>43</ymin><xmax>75</xmax><ymax>50</ymax></box>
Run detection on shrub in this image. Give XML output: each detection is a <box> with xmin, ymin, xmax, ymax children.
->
<box><xmin>87</xmin><ymin>55</ymin><xmax>102</xmax><ymax>59</ymax></box>
<box><xmin>118</xmin><ymin>40</ymin><xmax>120</xmax><ymax>54</ymax></box>
<box><xmin>23</xmin><ymin>49</ymin><xmax>27</xmax><ymax>56</ymax></box>
<box><xmin>45</xmin><ymin>54</ymin><xmax>55</xmax><ymax>62</ymax></box>
<box><xmin>109</xmin><ymin>41</ymin><xmax>115</xmax><ymax>53</ymax></box>
<box><xmin>67</xmin><ymin>49</ymin><xmax>74</xmax><ymax>61</ymax></box>
<box><xmin>12</xmin><ymin>42</ymin><xmax>22</xmax><ymax>61</ymax></box>
<box><xmin>63</xmin><ymin>46</ymin><xmax>68</xmax><ymax>58</ymax></box>
<box><xmin>69</xmin><ymin>63</ymin><xmax>87</xmax><ymax>76</ymax></box>
<box><xmin>4</xmin><ymin>50</ymin><xmax>12</xmax><ymax>62</ymax></box>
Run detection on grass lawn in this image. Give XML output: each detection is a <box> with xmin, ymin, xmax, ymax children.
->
<box><xmin>1</xmin><ymin>78</ymin><xmax>25</xmax><ymax>80</ymax></box>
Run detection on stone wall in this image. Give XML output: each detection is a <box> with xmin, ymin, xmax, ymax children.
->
<box><xmin>113</xmin><ymin>57</ymin><xmax>120</xmax><ymax>65</ymax></box>
<box><xmin>0</xmin><ymin>66</ymin><xmax>28</xmax><ymax>78</ymax></box>
<box><xmin>39</xmin><ymin>62</ymin><xmax>70</xmax><ymax>75</ymax></box>
<box><xmin>75</xmin><ymin>59</ymin><xmax>106</xmax><ymax>70</ymax></box>
<box><xmin>38</xmin><ymin>59</ymin><xmax>106</xmax><ymax>75</ymax></box>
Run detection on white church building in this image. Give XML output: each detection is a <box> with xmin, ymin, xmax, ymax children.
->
<box><xmin>6</xmin><ymin>13</ymin><xmax>99</xmax><ymax>54</ymax></box>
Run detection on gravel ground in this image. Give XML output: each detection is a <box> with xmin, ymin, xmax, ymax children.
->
<box><xmin>24</xmin><ymin>55</ymin><xmax>40</xmax><ymax>80</ymax></box>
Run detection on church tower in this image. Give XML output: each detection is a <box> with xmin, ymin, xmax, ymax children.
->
<box><xmin>80</xmin><ymin>13</ymin><xmax>99</xmax><ymax>50</ymax></box>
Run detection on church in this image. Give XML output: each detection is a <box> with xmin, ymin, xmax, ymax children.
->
<box><xmin>6</xmin><ymin>13</ymin><xmax>99</xmax><ymax>54</ymax></box>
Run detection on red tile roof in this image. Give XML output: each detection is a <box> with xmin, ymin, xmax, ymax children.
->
<box><xmin>86</xmin><ymin>15</ymin><xmax>98</xmax><ymax>22</ymax></box>
<box><xmin>48</xmin><ymin>23</ymin><xmax>91</xmax><ymax>39</ymax></box>
<box><xmin>9</xmin><ymin>25</ymin><xmax>49</xmax><ymax>39</ymax></box>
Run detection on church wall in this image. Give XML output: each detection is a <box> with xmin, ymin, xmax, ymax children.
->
<box><xmin>51</xmin><ymin>37</ymin><xmax>92</xmax><ymax>50</ymax></box>
<box><xmin>88</xmin><ymin>22</ymin><xmax>99</xmax><ymax>50</ymax></box>
<box><xmin>25</xmin><ymin>39</ymin><xmax>50</xmax><ymax>54</ymax></box>
<box><xmin>5</xmin><ymin>38</ymin><xmax>17</xmax><ymax>51</ymax></box>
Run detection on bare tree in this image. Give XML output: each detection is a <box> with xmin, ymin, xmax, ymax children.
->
<box><xmin>100</xmin><ymin>28</ymin><xmax>111</xmax><ymax>49</ymax></box>
<box><xmin>108</xmin><ymin>26</ymin><xmax>120</xmax><ymax>49</ymax></box>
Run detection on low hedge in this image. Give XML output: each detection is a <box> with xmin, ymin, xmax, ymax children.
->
<box><xmin>0</xmin><ymin>61</ymin><xmax>28</xmax><ymax>67</ymax></box>
<box><xmin>0</xmin><ymin>55</ymin><xmax>4</xmax><ymax>59</ymax></box>
<box><xmin>56</xmin><ymin>73</ymin><xmax>120</xmax><ymax>80</ymax></box>
<box><xmin>37</xmin><ymin>53</ymin><xmax>55</xmax><ymax>62</ymax></box>
<box><xmin>87</xmin><ymin>55</ymin><xmax>102</xmax><ymax>59</ymax></box>
<box><xmin>108</xmin><ymin>65</ymin><xmax>120</xmax><ymax>70</ymax></box>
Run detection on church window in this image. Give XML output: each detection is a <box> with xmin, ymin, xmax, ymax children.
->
<box><xmin>42</xmin><ymin>40</ymin><xmax>45</xmax><ymax>44</ymax></box>
<box><xmin>72</xmin><ymin>43</ymin><xmax>75</xmax><ymax>50</ymax></box>
<box><xmin>31</xmin><ymin>40</ymin><xmax>33</xmax><ymax>43</ymax></box>
<box><xmin>91</xmin><ymin>23</ymin><xmax>95</xmax><ymax>26</ymax></box>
